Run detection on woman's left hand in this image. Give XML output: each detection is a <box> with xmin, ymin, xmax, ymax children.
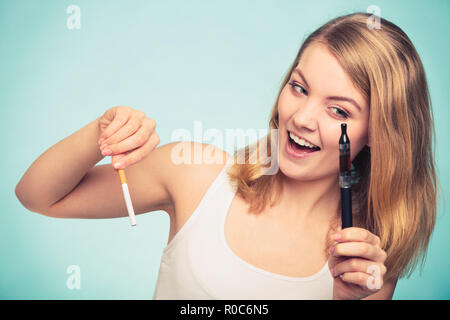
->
<box><xmin>328</xmin><ymin>227</ymin><xmax>387</xmax><ymax>300</ymax></box>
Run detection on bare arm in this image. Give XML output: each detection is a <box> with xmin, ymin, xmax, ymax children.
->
<box><xmin>15</xmin><ymin>117</ymin><xmax>105</xmax><ymax>212</ymax></box>
<box><xmin>15</xmin><ymin>115</ymin><xmax>173</xmax><ymax>218</ymax></box>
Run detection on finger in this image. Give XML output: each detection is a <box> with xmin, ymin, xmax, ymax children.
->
<box><xmin>111</xmin><ymin>153</ymin><xmax>127</xmax><ymax>164</ymax></box>
<box><xmin>332</xmin><ymin>258</ymin><xmax>386</xmax><ymax>278</ymax></box>
<box><xmin>328</xmin><ymin>253</ymin><xmax>346</xmax><ymax>271</ymax></box>
<box><xmin>102</xmin><ymin>117</ymin><xmax>143</xmax><ymax>147</ymax></box>
<box><xmin>99</xmin><ymin>111</ymin><xmax>130</xmax><ymax>141</ymax></box>
<box><xmin>104</xmin><ymin>119</ymin><xmax>155</xmax><ymax>155</ymax></box>
<box><xmin>339</xmin><ymin>271</ymin><xmax>383</xmax><ymax>291</ymax></box>
<box><xmin>102</xmin><ymin>127</ymin><xmax>150</xmax><ymax>157</ymax></box>
<box><xmin>113</xmin><ymin>133</ymin><xmax>160</xmax><ymax>169</ymax></box>
<box><xmin>333</xmin><ymin>241</ymin><xmax>386</xmax><ymax>262</ymax></box>
<box><xmin>332</xmin><ymin>227</ymin><xmax>381</xmax><ymax>246</ymax></box>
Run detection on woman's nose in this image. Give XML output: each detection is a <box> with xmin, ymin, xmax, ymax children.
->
<box><xmin>292</xmin><ymin>100</ymin><xmax>320</xmax><ymax>131</ymax></box>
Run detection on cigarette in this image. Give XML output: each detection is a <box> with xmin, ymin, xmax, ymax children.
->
<box><xmin>117</xmin><ymin>168</ymin><xmax>136</xmax><ymax>226</ymax></box>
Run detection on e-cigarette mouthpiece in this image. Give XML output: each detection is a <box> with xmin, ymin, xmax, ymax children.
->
<box><xmin>339</xmin><ymin>123</ymin><xmax>351</xmax><ymax>188</ymax></box>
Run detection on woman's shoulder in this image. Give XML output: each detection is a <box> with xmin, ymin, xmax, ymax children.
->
<box><xmin>158</xmin><ymin>141</ymin><xmax>231</xmax><ymax>217</ymax></box>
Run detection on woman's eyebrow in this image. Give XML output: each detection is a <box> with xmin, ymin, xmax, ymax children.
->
<box><xmin>294</xmin><ymin>69</ymin><xmax>311</xmax><ymax>89</ymax></box>
<box><xmin>293</xmin><ymin>68</ymin><xmax>362</xmax><ymax>112</ymax></box>
<box><xmin>327</xmin><ymin>96</ymin><xmax>362</xmax><ymax>112</ymax></box>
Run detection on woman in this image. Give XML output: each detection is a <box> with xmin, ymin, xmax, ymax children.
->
<box><xmin>15</xmin><ymin>12</ymin><xmax>439</xmax><ymax>300</ymax></box>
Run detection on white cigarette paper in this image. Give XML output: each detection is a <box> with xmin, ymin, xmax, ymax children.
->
<box><xmin>121</xmin><ymin>183</ymin><xmax>136</xmax><ymax>226</ymax></box>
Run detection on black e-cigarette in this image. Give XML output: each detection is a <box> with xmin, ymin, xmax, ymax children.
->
<box><xmin>339</xmin><ymin>123</ymin><xmax>352</xmax><ymax>229</ymax></box>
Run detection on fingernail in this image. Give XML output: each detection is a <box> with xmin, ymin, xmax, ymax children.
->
<box><xmin>100</xmin><ymin>143</ymin><xmax>108</xmax><ymax>150</ymax></box>
<box><xmin>102</xmin><ymin>149</ymin><xmax>112</xmax><ymax>156</ymax></box>
<box><xmin>98</xmin><ymin>137</ymin><xmax>105</xmax><ymax>145</ymax></box>
<box><xmin>114</xmin><ymin>162</ymin><xmax>122</xmax><ymax>169</ymax></box>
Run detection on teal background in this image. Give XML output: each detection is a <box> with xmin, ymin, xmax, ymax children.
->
<box><xmin>1</xmin><ymin>0</ymin><xmax>449</xmax><ymax>299</ymax></box>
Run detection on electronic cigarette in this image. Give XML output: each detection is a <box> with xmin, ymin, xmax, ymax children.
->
<box><xmin>339</xmin><ymin>123</ymin><xmax>352</xmax><ymax>229</ymax></box>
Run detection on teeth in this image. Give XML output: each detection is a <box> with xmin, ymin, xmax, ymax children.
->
<box><xmin>289</xmin><ymin>132</ymin><xmax>319</xmax><ymax>149</ymax></box>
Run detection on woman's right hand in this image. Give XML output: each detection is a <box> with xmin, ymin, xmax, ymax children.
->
<box><xmin>98</xmin><ymin>106</ymin><xmax>160</xmax><ymax>170</ymax></box>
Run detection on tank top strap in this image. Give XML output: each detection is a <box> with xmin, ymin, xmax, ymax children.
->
<box><xmin>160</xmin><ymin>157</ymin><xmax>235</xmax><ymax>255</ymax></box>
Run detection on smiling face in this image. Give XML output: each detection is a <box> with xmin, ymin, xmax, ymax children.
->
<box><xmin>277</xmin><ymin>42</ymin><xmax>370</xmax><ymax>181</ymax></box>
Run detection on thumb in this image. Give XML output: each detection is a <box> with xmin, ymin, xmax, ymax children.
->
<box><xmin>328</xmin><ymin>224</ymin><xmax>343</xmax><ymax>270</ymax></box>
<box><xmin>328</xmin><ymin>251</ymin><xmax>345</xmax><ymax>274</ymax></box>
<box><xmin>111</xmin><ymin>153</ymin><xmax>127</xmax><ymax>168</ymax></box>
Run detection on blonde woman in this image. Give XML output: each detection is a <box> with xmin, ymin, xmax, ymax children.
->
<box><xmin>15</xmin><ymin>12</ymin><xmax>439</xmax><ymax>300</ymax></box>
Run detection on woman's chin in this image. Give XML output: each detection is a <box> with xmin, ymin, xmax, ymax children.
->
<box><xmin>278</xmin><ymin>157</ymin><xmax>321</xmax><ymax>182</ymax></box>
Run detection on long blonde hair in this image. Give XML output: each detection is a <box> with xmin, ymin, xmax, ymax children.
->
<box><xmin>226</xmin><ymin>12</ymin><xmax>441</xmax><ymax>283</ymax></box>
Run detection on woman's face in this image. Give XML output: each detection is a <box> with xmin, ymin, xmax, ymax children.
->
<box><xmin>277</xmin><ymin>42</ymin><xmax>370</xmax><ymax>181</ymax></box>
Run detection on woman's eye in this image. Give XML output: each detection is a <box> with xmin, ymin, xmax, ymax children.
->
<box><xmin>288</xmin><ymin>81</ymin><xmax>350</xmax><ymax>119</ymax></box>
<box><xmin>330</xmin><ymin>106</ymin><xmax>349</xmax><ymax>119</ymax></box>
<box><xmin>288</xmin><ymin>81</ymin><xmax>307</xmax><ymax>95</ymax></box>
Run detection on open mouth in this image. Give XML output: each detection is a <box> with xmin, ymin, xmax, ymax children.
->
<box><xmin>287</xmin><ymin>130</ymin><xmax>321</xmax><ymax>154</ymax></box>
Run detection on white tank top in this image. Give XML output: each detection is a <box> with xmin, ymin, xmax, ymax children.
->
<box><xmin>153</xmin><ymin>159</ymin><xmax>334</xmax><ymax>299</ymax></box>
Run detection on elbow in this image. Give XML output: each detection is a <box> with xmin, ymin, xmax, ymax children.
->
<box><xmin>14</xmin><ymin>183</ymin><xmax>47</xmax><ymax>215</ymax></box>
<box><xmin>15</xmin><ymin>183</ymin><xmax>31</xmax><ymax>209</ymax></box>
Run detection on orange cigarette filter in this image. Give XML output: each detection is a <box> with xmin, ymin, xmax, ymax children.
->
<box><xmin>118</xmin><ymin>169</ymin><xmax>127</xmax><ymax>184</ymax></box>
